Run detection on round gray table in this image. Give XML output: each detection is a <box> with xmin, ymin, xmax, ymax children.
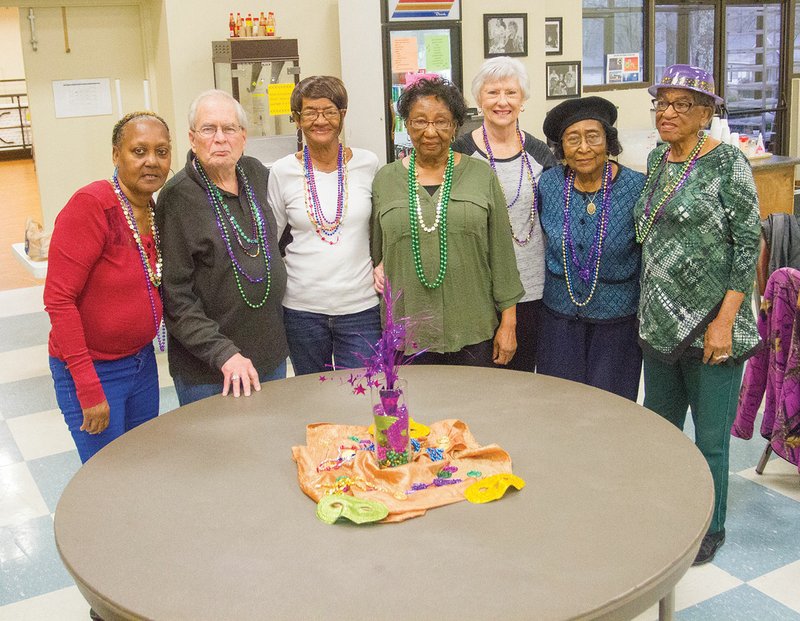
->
<box><xmin>55</xmin><ymin>366</ymin><xmax>713</xmax><ymax>620</ymax></box>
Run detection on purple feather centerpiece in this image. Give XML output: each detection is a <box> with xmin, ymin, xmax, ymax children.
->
<box><xmin>320</xmin><ymin>280</ymin><xmax>423</xmax><ymax>467</ymax></box>
<box><xmin>367</xmin><ymin>280</ymin><xmax>424</xmax><ymax>467</ymax></box>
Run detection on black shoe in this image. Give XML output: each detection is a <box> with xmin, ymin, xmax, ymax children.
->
<box><xmin>89</xmin><ymin>609</ymin><xmax>104</xmax><ymax>621</ymax></box>
<box><xmin>693</xmin><ymin>529</ymin><xmax>725</xmax><ymax>565</ymax></box>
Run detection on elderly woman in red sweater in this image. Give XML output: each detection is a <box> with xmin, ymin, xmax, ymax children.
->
<box><xmin>45</xmin><ymin>111</ymin><xmax>171</xmax><ymax>462</ymax></box>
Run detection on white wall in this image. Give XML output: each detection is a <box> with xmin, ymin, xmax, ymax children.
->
<box><xmin>158</xmin><ymin>0</ymin><xmax>341</xmax><ymax>160</ymax></box>
<box><xmin>0</xmin><ymin>7</ymin><xmax>24</xmax><ymax>80</ymax></box>
<box><xmin>339</xmin><ymin>0</ymin><xmax>385</xmax><ymax>160</ymax></box>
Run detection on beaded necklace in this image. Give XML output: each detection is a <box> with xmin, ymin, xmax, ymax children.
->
<box><xmin>412</xmin><ymin>151</ymin><xmax>451</xmax><ymax>233</ymax></box>
<box><xmin>635</xmin><ymin>134</ymin><xmax>706</xmax><ymax>244</ymax></box>
<box><xmin>560</xmin><ymin>161</ymin><xmax>613</xmax><ymax>308</ymax></box>
<box><xmin>197</xmin><ymin>167</ymin><xmax>261</xmax><ymax>256</ymax></box>
<box><xmin>408</xmin><ymin>149</ymin><xmax>454</xmax><ymax>289</ymax></box>
<box><xmin>481</xmin><ymin>121</ymin><xmax>538</xmax><ymax>246</ymax></box>
<box><xmin>110</xmin><ymin>172</ymin><xmax>165</xmax><ymax>351</ymax></box>
<box><xmin>302</xmin><ymin>144</ymin><xmax>349</xmax><ymax>245</ymax></box>
<box><xmin>194</xmin><ymin>159</ymin><xmax>272</xmax><ymax>309</ymax></box>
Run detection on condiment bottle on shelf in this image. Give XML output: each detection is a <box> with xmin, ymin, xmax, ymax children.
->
<box><xmin>245</xmin><ymin>13</ymin><xmax>253</xmax><ymax>37</ymax></box>
<box><xmin>266</xmin><ymin>11</ymin><xmax>276</xmax><ymax>36</ymax></box>
<box><xmin>236</xmin><ymin>13</ymin><xmax>242</xmax><ymax>37</ymax></box>
<box><xmin>229</xmin><ymin>12</ymin><xmax>236</xmax><ymax>38</ymax></box>
<box><xmin>259</xmin><ymin>12</ymin><xmax>266</xmax><ymax>36</ymax></box>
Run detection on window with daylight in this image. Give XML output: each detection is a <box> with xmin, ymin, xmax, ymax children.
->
<box><xmin>795</xmin><ymin>2</ymin><xmax>800</xmax><ymax>75</ymax></box>
<box><xmin>582</xmin><ymin>0</ymin><xmax>645</xmax><ymax>87</ymax></box>
<box><xmin>725</xmin><ymin>2</ymin><xmax>782</xmax><ymax>153</ymax></box>
<box><xmin>654</xmin><ymin>2</ymin><xmax>715</xmax><ymax>85</ymax></box>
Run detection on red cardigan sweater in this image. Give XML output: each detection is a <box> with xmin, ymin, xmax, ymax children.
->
<box><xmin>44</xmin><ymin>180</ymin><xmax>162</xmax><ymax>409</ymax></box>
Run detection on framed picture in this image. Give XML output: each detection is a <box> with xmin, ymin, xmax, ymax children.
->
<box><xmin>546</xmin><ymin>61</ymin><xmax>581</xmax><ymax>100</ymax></box>
<box><xmin>545</xmin><ymin>17</ymin><xmax>562</xmax><ymax>56</ymax></box>
<box><xmin>606</xmin><ymin>53</ymin><xmax>641</xmax><ymax>84</ymax></box>
<box><xmin>483</xmin><ymin>13</ymin><xmax>528</xmax><ymax>58</ymax></box>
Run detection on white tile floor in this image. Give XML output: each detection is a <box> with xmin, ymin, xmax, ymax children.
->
<box><xmin>1</xmin><ymin>285</ymin><xmax>799</xmax><ymax>620</ymax></box>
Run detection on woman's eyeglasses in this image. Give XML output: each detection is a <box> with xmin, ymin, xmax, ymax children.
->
<box><xmin>298</xmin><ymin>108</ymin><xmax>342</xmax><ymax>122</ymax></box>
<box><xmin>651</xmin><ymin>99</ymin><xmax>695</xmax><ymax>114</ymax></box>
<box><xmin>408</xmin><ymin>118</ymin><xmax>453</xmax><ymax>131</ymax></box>
<box><xmin>562</xmin><ymin>133</ymin><xmax>604</xmax><ymax>148</ymax></box>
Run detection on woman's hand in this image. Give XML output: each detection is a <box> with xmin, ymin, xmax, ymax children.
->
<box><xmin>80</xmin><ymin>400</ymin><xmax>110</xmax><ymax>435</ymax></box>
<box><xmin>221</xmin><ymin>353</ymin><xmax>261</xmax><ymax>397</ymax></box>
<box><xmin>703</xmin><ymin>290</ymin><xmax>745</xmax><ymax>365</ymax></box>
<box><xmin>493</xmin><ymin>306</ymin><xmax>518</xmax><ymax>365</ymax></box>
<box><xmin>373</xmin><ymin>262</ymin><xmax>385</xmax><ymax>295</ymax></box>
<box><xmin>703</xmin><ymin>318</ymin><xmax>734</xmax><ymax>365</ymax></box>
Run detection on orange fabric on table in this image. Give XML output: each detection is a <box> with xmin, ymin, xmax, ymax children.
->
<box><xmin>292</xmin><ymin>419</ymin><xmax>514</xmax><ymax>523</ymax></box>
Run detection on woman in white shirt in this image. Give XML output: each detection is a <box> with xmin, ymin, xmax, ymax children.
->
<box><xmin>268</xmin><ymin>76</ymin><xmax>381</xmax><ymax>375</ymax></box>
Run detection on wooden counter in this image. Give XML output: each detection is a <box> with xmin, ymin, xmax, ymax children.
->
<box><xmin>750</xmin><ymin>155</ymin><xmax>800</xmax><ymax>218</ymax></box>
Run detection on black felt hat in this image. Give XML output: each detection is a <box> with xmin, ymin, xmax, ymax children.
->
<box><xmin>542</xmin><ymin>96</ymin><xmax>618</xmax><ymax>143</ymax></box>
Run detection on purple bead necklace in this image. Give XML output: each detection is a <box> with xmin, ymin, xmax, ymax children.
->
<box><xmin>302</xmin><ymin>144</ymin><xmax>348</xmax><ymax>245</ymax></box>
<box><xmin>111</xmin><ymin>172</ymin><xmax>165</xmax><ymax>351</ymax></box>
<box><xmin>194</xmin><ymin>159</ymin><xmax>273</xmax><ymax>309</ymax></box>
<box><xmin>482</xmin><ymin>121</ymin><xmax>538</xmax><ymax>246</ymax></box>
<box><xmin>635</xmin><ymin>134</ymin><xmax>706</xmax><ymax>243</ymax></box>
<box><xmin>560</xmin><ymin>161</ymin><xmax>613</xmax><ymax>307</ymax></box>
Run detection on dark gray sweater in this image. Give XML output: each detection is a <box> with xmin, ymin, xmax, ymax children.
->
<box><xmin>156</xmin><ymin>152</ymin><xmax>288</xmax><ymax>385</ymax></box>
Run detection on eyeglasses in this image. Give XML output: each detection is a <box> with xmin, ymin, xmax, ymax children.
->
<box><xmin>193</xmin><ymin>124</ymin><xmax>242</xmax><ymax>137</ymax></box>
<box><xmin>298</xmin><ymin>108</ymin><xmax>342</xmax><ymax>122</ymax></box>
<box><xmin>563</xmin><ymin>132</ymin><xmax>605</xmax><ymax>148</ymax></box>
<box><xmin>651</xmin><ymin>99</ymin><xmax>696</xmax><ymax>114</ymax></box>
<box><xmin>408</xmin><ymin>118</ymin><xmax>454</xmax><ymax>131</ymax></box>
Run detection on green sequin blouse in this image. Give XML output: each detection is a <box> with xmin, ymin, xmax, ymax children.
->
<box><xmin>635</xmin><ymin>142</ymin><xmax>761</xmax><ymax>364</ymax></box>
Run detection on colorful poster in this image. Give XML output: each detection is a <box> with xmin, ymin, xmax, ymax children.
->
<box><xmin>424</xmin><ymin>34</ymin><xmax>450</xmax><ymax>71</ymax></box>
<box><xmin>391</xmin><ymin>37</ymin><xmax>419</xmax><ymax>73</ymax></box>
<box><xmin>387</xmin><ymin>0</ymin><xmax>460</xmax><ymax>21</ymax></box>
<box><xmin>606</xmin><ymin>53</ymin><xmax>640</xmax><ymax>84</ymax></box>
<box><xmin>267</xmin><ymin>83</ymin><xmax>294</xmax><ymax>116</ymax></box>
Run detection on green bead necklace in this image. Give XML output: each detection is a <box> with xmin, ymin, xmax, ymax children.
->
<box><xmin>635</xmin><ymin>134</ymin><xmax>706</xmax><ymax>244</ymax></box>
<box><xmin>408</xmin><ymin>149</ymin><xmax>454</xmax><ymax>289</ymax></box>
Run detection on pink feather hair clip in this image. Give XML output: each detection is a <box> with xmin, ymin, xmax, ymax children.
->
<box><xmin>404</xmin><ymin>72</ymin><xmax>439</xmax><ymax>89</ymax></box>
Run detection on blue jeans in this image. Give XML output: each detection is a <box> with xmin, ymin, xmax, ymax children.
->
<box><xmin>173</xmin><ymin>359</ymin><xmax>287</xmax><ymax>406</ymax></box>
<box><xmin>283</xmin><ymin>305</ymin><xmax>382</xmax><ymax>376</ymax></box>
<box><xmin>49</xmin><ymin>343</ymin><xmax>159</xmax><ymax>463</ymax></box>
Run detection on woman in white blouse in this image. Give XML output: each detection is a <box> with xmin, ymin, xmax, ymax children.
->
<box><xmin>268</xmin><ymin>76</ymin><xmax>381</xmax><ymax>375</ymax></box>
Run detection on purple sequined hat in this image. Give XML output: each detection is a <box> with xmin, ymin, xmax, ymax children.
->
<box><xmin>648</xmin><ymin>64</ymin><xmax>723</xmax><ymax>105</ymax></box>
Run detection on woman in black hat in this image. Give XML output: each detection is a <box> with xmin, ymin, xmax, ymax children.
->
<box><xmin>537</xmin><ymin>96</ymin><xmax>646</xmax><ymax>400</ymax></box>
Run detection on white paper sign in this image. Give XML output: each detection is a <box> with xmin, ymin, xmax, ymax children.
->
<box><xmin>52</xmin><ymin>78</ymin><xmax>113</xmax><ymax>118</ymax></box>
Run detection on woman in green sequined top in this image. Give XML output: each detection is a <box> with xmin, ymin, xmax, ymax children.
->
<box><xmin>635</xmin><ymin>65</ymin><xmax>760</xmax><ymax>566</ymax></box>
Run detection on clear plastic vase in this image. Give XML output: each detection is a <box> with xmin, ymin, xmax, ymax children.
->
<box><xmin>371</xmin><ymin>379</ymin><xmax>412</xmax><ymax>468</ymax></box>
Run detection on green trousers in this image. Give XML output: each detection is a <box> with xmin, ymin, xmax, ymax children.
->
<box><xmin>642</xmin><ymin>353</ymin><xmax>743</xmax><ymax>534</ymax></box>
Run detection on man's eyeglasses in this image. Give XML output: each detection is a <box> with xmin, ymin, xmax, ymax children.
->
<box><xmin>193</xmin><ymin>124</ymin><xmax>242</xmax><ymax>137</ymax></box>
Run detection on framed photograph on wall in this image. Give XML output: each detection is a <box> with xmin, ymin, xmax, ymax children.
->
<box><xmin>545</xmin><ymin>17</ymin><xmax>562</xmax><ymax>56</ymax></box>
<box><xmin>483</xmin><ymin>13</ymin><xmax>528</xmax><ymax>58</ymax></box>
<box><xmin>546</xmin><ymin>61</ymin><xmax>581</xmax><ymax>100</ymax></box>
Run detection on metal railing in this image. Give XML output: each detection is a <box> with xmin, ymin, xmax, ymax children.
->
<box><xmin>0</xmin><ymin>79</ymin><xmax>31</xmax><ymax>158</ymax></box>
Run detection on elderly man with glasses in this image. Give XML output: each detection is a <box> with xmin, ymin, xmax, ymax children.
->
<box><xmin>156</xmin><ymin>89</ymin><xmax>288</xmax><ymax>405</ymax></box>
